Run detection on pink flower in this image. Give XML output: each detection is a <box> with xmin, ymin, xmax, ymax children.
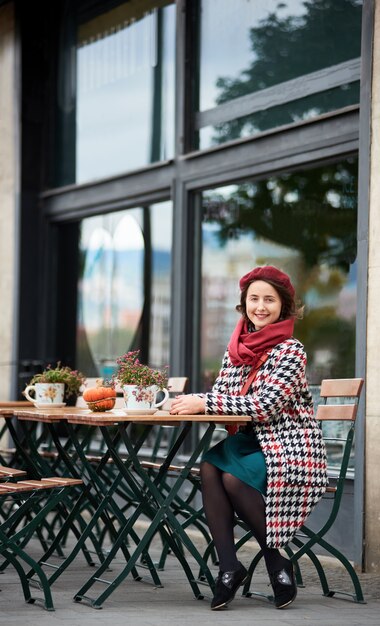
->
<box><xmin>114</xmin><ymin>350</ymin><xmax>168</xmax><ymax>392</ymax></box>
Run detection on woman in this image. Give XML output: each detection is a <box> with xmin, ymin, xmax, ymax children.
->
<box><xmin>170</xmin><ymin>265</ymin><xmax>328</xmax><ymax>611</ymax></box>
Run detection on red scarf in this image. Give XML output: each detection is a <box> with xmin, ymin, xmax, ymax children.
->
<box><xmin>228</xmin><ymin>317</ymin><xmax>295</xmax><ymax>368</ymax></box>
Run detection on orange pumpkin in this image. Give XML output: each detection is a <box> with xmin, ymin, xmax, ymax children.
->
<box><xmin>83</xmin><ymin>383</ymin><xmax>116</xmax><ymax>412</ymax></box>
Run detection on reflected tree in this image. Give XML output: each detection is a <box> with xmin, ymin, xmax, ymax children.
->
<box><xmin>213</xmin><ymin>0</ymin><xmax>362</xmax><ymax>139</ymax></box>
<box><xmin>202</xmin><ymin>157</ymin><xmax>358</xmax><ymax>380</ymax></box>
<box><xmin>204</xmin><ymin>159</ymin><xmax>358</xmax><ymax>272</ymax></box>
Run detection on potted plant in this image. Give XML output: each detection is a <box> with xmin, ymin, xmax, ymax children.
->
<box><xmin>114</xmin><ymin>350</ymin><xmax>169</xmax><ymax>413</ymax></box>
<box><xmin>23</xmin><ymin>362</ymin><xmax>86</xmax><ymax>405</ymax></box>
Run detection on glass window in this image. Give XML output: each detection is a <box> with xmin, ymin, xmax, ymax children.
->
<box><xmin>56</xmin><ymin>0</ymin><xmax>175</xmax><ymax>186</ymax></box>
<box><xmin>200</xmin><ymin>156</ymin><xmax>358</xmax><ymax>390</ymax></box>
<box><xmin>76</xmin><ymin>201</ymin><xmax>172</xmax><ymax>377</ymax></box>
<box><xmin>196</xmin><ymin>0</ymin><xmax>362</xmax><ymax>149</ymax></box>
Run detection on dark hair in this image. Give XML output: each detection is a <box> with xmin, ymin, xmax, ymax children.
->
<box><xmin>236</xmin><ymin>278</ymin><xmax>302</xmax><ymax>323</ymax></box>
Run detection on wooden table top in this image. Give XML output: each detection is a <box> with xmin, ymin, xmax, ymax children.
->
<box><xmin>0</xmin><ymin>400</ymin><xmax>33</xmax><ymax>409</ymax></box>
<box><xmin>6</xmin><ymin>406</ymin><xmax>251</xmax><ymax>427</ymax></box>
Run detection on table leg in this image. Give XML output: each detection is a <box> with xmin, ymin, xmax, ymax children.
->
<box><xmin>74</xmin><ymin>421</ymin><xmax>216</xmax><ymax>608</ymax></box>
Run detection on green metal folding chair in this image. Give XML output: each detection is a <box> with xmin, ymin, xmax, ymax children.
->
<box><xmin>242</xmin><ymin>377</ymin><xmax>365</xmax><ymax>604</ymax></box>
<box><xmin>0</xmin><ymin>477</ymin><xmax>83</xmax><ymax>611</ymax></box>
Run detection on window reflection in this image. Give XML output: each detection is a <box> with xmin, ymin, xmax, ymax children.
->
<box><xmin>57</xmin><ymin>1</ymin><xmax>175</xmax><ymax>186</ymax></box>
<box><xmin>200</xmin><ymin>157</ymin><xmax>358</xmax><ymax>391</ymax></box>
<box><xmin>77</xmin><ymin>202</ymin><xmax>172</xmax><ymax>377</ymax></box>
<box><xmin>197</xmin><ymin>0</ymin><xmax>362</xmax><ymax>148</ymax></box>
<box><xmin>199</xmin><ymin>82</ymin><xmax>361</xmax><ymax>149</ymax></box>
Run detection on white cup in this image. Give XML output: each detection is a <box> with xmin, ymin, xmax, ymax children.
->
<box><xmin>122</xmin><ymin>384</ymin><xmax>169</xmax><ymax>411</ymax></box>
<box><xmin>24</xmin><ymin>382</ymin><xmax>65</xmax><ymax>405</ymax></box>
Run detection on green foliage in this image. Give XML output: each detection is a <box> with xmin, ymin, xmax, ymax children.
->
<box><xmin>30</xmin><ymin>363</ymin><xmax>86</xmax><ymax>399</ymax></box>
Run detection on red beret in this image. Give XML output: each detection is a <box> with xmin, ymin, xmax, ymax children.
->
<box><xmin>239</xmin><ymin>265</ymin><xmax>295</xmax><ymax>297</ymax></box>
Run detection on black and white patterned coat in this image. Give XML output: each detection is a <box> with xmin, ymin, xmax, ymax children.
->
<box><xmin>204</xmin><ymin>338</ymin><xmax>328</xmax><ymax>548</ymax></box>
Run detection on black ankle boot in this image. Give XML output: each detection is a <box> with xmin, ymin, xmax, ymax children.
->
<box><xmin>269</xmin><ymin>560</ymin><xmax>297</xmax><ymax>609</ymax></box>
<box><xmin>211</xmin><ymin>561</ymin><xmax>248</xmax><ymax>610</ymax></box>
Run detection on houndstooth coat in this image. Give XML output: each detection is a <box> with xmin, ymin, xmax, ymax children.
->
<box><xmin>204</xmin><ymin>338</ymin><xmax>328</xmax><ymax>548</ymax></box>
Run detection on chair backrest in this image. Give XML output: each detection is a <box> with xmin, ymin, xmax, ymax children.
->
<box><xmin>316</xmin><ymin>378</ymin><xmax>364</xmax><ymax>422</ymax></box>
<box><xmin>158</xmin><ymin>376</ymin><xmax>189</xmax><ymax>412</ymax></box>
<box><xmin>316</xmin><ymin>378</ymin><xmax>364</xmax><ymax>482</ymax></box>
<box><xmin>167</xmin><ymin>377</ymin><xmax>188</xmax><ymax>395</ymax></box>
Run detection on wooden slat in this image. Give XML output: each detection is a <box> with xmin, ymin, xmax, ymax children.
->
<box><xmin>0</xmin><ymin>400</ymin><xmax>33</xmax><ymax>408</ymax></box>
<box><xmin>40</xmin><ymin>477</ymin><xmax>83</xmax><ymax>486</ymax></box>
<box><xmin>0</xmin><ymin>478</ymin><xmax>78</xmax><ymax>494</ymax></box>
<box><xmin>167</xmin><ymin>377</ymin><xmax>188</xmax><ymax>394</ymax></box>
<box><xmin>39</xmin><ymin>450</ymin><xmax>59</xmax><ymax>459</ymax></box>
<box><xmin>316</xmin><ymin>404</ymin><xmax>357</xmax><ymax>421</ymax></box>
<box><xmin>0</xmin><ymin>466</ymin><xmax>27</xmax><ymax>477</ymax></box>
<box><xmin>0</xmin><ymin>482</ymin><xmax>45</xmax><ymax>493</ymax></box>
<box><xmin>320</xmin><ymin>378</ymin><xmax>364</xmax><ymax>398</ymax></box>
<box><xmin>0</xmin><ymin>478</ymin><xmax>80</xmax><ymax>493</ymax></box>
<box><xmin>0</xmin><ymin>447</ymin><xmax>15</xmax><ymax>456</ymax></box>
<box><xmin>140</xmin><ymin>460</ymin><xmax>201</xmax><ymax>477</ymax></box>
<box><xmin>17</xmin><ymin>480</ymin><xmax>53</xmax><ymax>489</ymax></box>
<box><xmin>141</xmin><ymin>461</ymin><xmax>184</xmax><ymax>472</ymax></box>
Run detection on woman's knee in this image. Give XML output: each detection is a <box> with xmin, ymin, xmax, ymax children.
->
<box><xmin>221</xmin><ymin>471</ymin><xmax>241</xmax><ymax>494</ymax></box>
<box><xmin>200</xmin><ymin>460</ymin><xmax>218</xmax><ymax>481</ymax></box>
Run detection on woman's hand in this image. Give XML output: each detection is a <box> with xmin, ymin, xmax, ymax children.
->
<box><xmin>170</xmin><ymin>394</ymin><xmax>206</xmax><ymax>415</ymax></box>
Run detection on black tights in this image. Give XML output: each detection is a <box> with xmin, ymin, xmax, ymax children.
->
<box><xmin>200</xmin><ymin>460</ymin><xmax>288</xmax><ymax>574</ymax></box>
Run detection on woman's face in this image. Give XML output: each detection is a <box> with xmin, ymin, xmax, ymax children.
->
<box><xmin>245</xmin><ymin>280</ymin><xmax>282</xmax><ymax>330</ymax></box>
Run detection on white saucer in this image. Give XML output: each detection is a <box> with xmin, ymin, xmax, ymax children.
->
<box><xmin>111</xmin><ymin>408</ymin><xmax>158</xmax><ymax>416</ymax></box>
<box><xmin>34</xmin><ymin>402</ymin><xmax>66</xmax><ymax>409</ymax></box>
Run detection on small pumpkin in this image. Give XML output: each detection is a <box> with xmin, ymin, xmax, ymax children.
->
<box><xmin>83</xmin><ymin>380</ymin><xmax>116</xmax><ymax>412</ymax></box>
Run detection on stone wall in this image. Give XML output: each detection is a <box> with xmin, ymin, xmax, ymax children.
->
<box><xmin>365</xmin><ymin>0</ymin><xmax>380</xmax><ymax>573</ymax></box>
<box><xmin>0</xmin><ymin>2</ymin><xmax>17</xmax><ymax>405</ymax></box>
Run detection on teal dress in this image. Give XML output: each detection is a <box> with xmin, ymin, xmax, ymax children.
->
<box><xmin>202</xmin><ymin>429</ymin><xmax>267</xmax><ymax>496</ymax></box>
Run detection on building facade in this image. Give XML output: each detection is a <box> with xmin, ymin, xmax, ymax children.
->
<box><xmin>0</xmin><ymin>0</ymin><xmax>379</xmax><ymax>571</ymax></box>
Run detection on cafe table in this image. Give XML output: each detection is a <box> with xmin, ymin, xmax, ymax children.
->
<box><xmin>0</xmin><ymin>406</ymin><xmax>111</xmax><ymax>569</ymax></box>
<box><xmin>8</xmin><ymin>406</ymin><xmax>250</xmax><ymax>609</ymax></box>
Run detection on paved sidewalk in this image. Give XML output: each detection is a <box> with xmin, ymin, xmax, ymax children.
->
<box><xmin>1</xmin><ymin>533</ymin><xmax>379</xmax><ymax>626</ymax></box>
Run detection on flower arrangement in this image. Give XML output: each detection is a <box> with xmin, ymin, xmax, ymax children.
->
<box><xmin>114</xmin><ymin>350</ymin><xmax>168</xmax><ymax>390</ymax></box>
<box><xmin>28</xmin><ymin>363</ymin><xmax>86</xmax><ymax>399</ymax></box>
